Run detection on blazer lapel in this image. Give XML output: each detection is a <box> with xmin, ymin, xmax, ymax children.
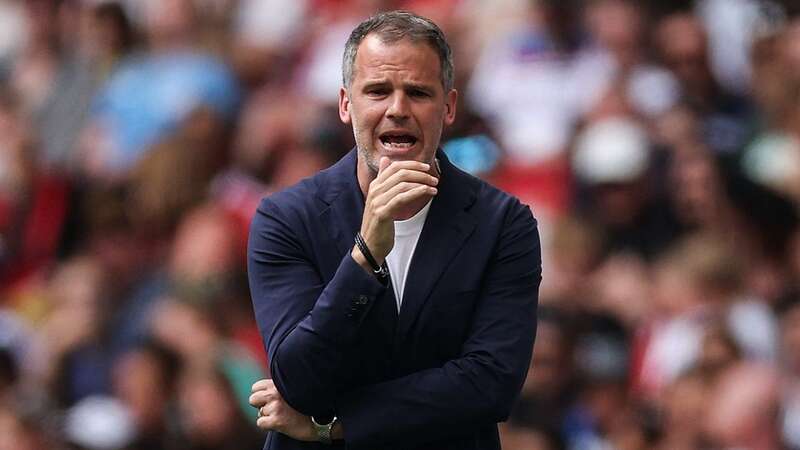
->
<box><xmin>317</xmin><ymin>150</ymin><xmax>363</xmax><ymax>268</ymax></box>
<box><xmin>395</xmin><ymin>152</ymin><xmax>478</xmax><ymax>340</ymax></box>
<box><xmin>317</xmin><ymin>150</ymin><xmax>400</xmax><ymax>327</ymax></box>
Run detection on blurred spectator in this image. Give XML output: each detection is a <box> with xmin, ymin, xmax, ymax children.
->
<box><xmin>654</xmin><ymin>12</ymin><xmax>755</xmax><ymax>155</ymax></box>
<box><xmin>296</xmin><ymin>0</ymin><xmax>383</xmax><ymax>105</ymax></box>
<box><xmin>0</xmin><ymin>91</ymin><xmax>69</xmax><ymax>294</ymax></box>
<box><xmin>63</xmin><ymin>395</ymin><xmax>136</xmax><ymax>450</ymax></box>
<box><xmin>37</xmin><ymin>255</ymin><xmax>109</xmax><ymax>405</ymax></box>
<box><xmin>161</xmin><ymin>203</ymin><xmax>265</xmax><ymax>366</ymax></box>
<box><xmin>569</xmin><ymin>0</ymin><xmax>678</xmax><ymax>122</ymax></box>
<box><xmin>508</xmin><ymin>307</ymin><xmax>575</xmax><ymax>438</ymax></box>
<box><xmin>704</xmin><ymin>363</ymin><xmax>783</xmax><ymax>450</ymax></box>
<box><xmin>656</xmin><ymin>369</ymin><xmax>709</xmax><ymax>450</ymax></box>
<box><xmin>231</xmin><ymin>0</ymin><xmax>308</xmax><ymax>86</ymax></box>
<box><xmin>173</xmin><ymin>364</ymin><xmax>263</xmax><ymax>450</ymax></box>
<box><xmin>572</xmin><ymin>116</ymin><xmax>682</xmax><ymax>260</ymax></box>
<box><xmin>561</xmin><ymin>313</ymin><xmax>649</xmax><ymax>450</ymax></box>
<box><xmin>743</xmin><ymin>19</ymin><xmax>800</xmax><ymax>208</ymax></box>
<box><xmin>0</xmin><ymin>392</ymin><xmax>61</xmax><ymax>450</ymax></box>
<box><xmin>538</xmin><ymin>215</ymin><xmax>603</xmax><ymax>306</ymax></box>
<box><xmin>696</xmin><ymin>0</ymin><xmax>786</xmax><ymax>94</ymax></box>
<box><xmin>78</xmin><ymin>0</ymin><xmax>240</xmax><ymax>181</ymax></box>
<box><xmin>778</xmin><ymin>297</ymin><xmax>800</xmax><ymax>448</ymax></box>
<box><xmin>634</xmin><ymin>234</ymin><xmax>773</xmax><ymax>396</ymax></box>
<box><xmin>467</xmin><ymin>0</ymin><xmax>576</xmax><ymax>166</ymax></box>
<box><xmin>111</xmin><ymin>340</ymin><xmax>181</xmax><ymax>450</ymax></box>
<box><xmin>42</xmin><ymin>1</ymin><xmax>136</xmax><ymax>171</ymax></box>
<box><xmin>0</xmin><ymin>1</ymin><xmax>27</xmax><ymax>79</ymax></box>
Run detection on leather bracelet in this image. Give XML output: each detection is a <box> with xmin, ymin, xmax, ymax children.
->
<box><xmin>354</xmin><ymin>232</ymin><xmax>389</xmax><ymax>280</ymax></box>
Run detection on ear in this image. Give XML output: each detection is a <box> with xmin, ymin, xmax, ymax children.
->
<box><xmin>338</xmin><ymin>87</ymin><xmax>351</xmax><ymax>124</ymax></box>
<box><xmin>443</xmin><ymin>89</ymin><xmax>457</xmax><ymax>126</ymax></box>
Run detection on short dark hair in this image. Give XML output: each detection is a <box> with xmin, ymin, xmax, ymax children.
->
<box><xmin>342</xmin><ymin>11</ymin><xmax>454</xmax><ymax>91</ymax></box>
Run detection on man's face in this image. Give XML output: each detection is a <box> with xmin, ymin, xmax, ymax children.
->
<box><xmin>339</xmin><ymin>34</ymin><xmax>457</xmax><ymax>175</ymax></box>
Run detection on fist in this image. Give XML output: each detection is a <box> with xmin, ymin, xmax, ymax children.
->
<box><xmin>249</xmin><ymin>379</ymin><xmax>315</xmax><ymax>441</ymax></box>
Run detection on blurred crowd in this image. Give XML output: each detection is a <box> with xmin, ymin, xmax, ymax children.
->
<box><xmin>1</xmin><ymin>0</ymin><xmax>800</xmax><ymax>449</ymax></box>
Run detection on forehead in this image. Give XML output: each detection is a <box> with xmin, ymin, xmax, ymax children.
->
<box><xmin>352</xmin><ymin>34</ymin><xmax>442</xmax><ymax>85</ymax></box>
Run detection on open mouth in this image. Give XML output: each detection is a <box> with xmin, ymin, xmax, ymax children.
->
<box><xmin>379</xmin><ymin>133</ymin><xmax>418</xmax><ymax>149</ymax></box>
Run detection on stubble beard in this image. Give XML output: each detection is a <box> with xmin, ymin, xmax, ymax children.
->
<box><xmin>352</xmin><ymin>115</ymin><xmax>380</xmax><ymax>177</ymax></box>
<box><xmin>357</xmin><ymin>143</ymin><xmax>380</xmax><ymax>177</ymax></box>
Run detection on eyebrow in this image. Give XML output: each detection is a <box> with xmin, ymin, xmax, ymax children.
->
<box><xmin>360</xmin><ymin>80</ymin><xmax>435</xmax><ymax>92</ymax></box>
<box><xmin>361</xmin><ymin>81</ymin><xmax>390</xmax><ymax>90</ymax></box>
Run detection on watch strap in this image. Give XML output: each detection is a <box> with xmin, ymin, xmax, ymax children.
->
<box><xmin>311</xmin><ymin>415</ymin><xmax>337</xmax><ymax>444</ymax></box>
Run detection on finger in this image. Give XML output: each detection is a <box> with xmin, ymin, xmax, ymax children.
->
<box><xmin>369</xmin><ymin>169</ymin><xmax>437</xmax><ymax>202</ymax></box>
<box><xmin>259</xmin><ymin>402</ymin><xmax>278</xmax><ymax>418</ymax></box>
<box><xmin>251</xmin><ymin>379</ymin><xmax>274</xmax><ymax>392</ymax></box>
<box><xmin>384</xmin><ymin>185</ymin><xmax>437</xmax><ymax>213</ymax></box>
<box><xmin>249</xmin><ymin>390</ymin><xmax>274</xmax><ymax>407</ymax></box>
<box><xmin>382</xmin><ymin>168</ymin><xmax>438</xmax><ymax>189</ymax></box>
<box><xmin>375</xmin><ymin>160</ymin><xmax>430</xmax><ymax>185</ymax></box>
<box><xmin>374</xmin><ymin>181</ymin><xmax>436</xmax><ymax>210</ymax></box>
<box><xmin>370</xmin><ymin>163</ymin><xmax>434</xmax><ymax>200</ymax></box>
<box><xmin>257</xmin><ymin>415</ymin><xmax>276</xmax><ymax>430</ymax></box>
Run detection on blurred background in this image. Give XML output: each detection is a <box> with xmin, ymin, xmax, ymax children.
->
<box><xmin>1</xmin><ymin>0</ymin><xmax>800</xmax><ymax>449</ymax></box>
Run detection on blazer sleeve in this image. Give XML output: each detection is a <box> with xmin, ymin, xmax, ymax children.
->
<box><xmin>247</xmin><ymin>197</ymin><xmax>388</xmax><ymax>417</ymax></box>
<box><xmin>336</xmin><ymin>202</ymin><xmax>542</xmax><ymax>449</ymax></box>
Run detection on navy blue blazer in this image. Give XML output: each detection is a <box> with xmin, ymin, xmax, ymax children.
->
<box><xmin>248</xmin><ymin>149</ymin><xmax>541</xmax><ymax>450</ymax></box>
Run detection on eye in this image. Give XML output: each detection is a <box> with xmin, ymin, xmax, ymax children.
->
<box><xmin>408</xmin><ymin>89</ymin><xmax>430</xmax><ymax>98</ymax></box>
<box><xmin>366</xmin><ymin>88</ymin><xmax>389</xmax><ymax>97</ymax></box>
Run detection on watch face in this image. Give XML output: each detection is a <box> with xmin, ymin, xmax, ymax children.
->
<box><xmin>312</xmin><ymin>415</ymin><xmax>336</xmax><ymax>426</ymax></box>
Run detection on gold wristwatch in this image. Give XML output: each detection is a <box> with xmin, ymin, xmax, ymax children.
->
<box><xmin>311</xmin><ymin>416</ymin><xmax>337</xmax><ymax>444</ymax></box>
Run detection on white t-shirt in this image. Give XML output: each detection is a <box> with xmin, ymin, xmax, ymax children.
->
<box><xmin>386</xmin><ymin>200</ymin><xmax>432</xmax><ymax>312</ymax></box>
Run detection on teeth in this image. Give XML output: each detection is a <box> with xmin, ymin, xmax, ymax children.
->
<box><xmin>380</xmin><ymin>135</ymin><xmax>416</xmax><ymax>148</ymax></box>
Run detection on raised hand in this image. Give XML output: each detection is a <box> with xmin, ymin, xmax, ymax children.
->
<box><xmin>352</xmin><ymin>157</ymin><xmax>438</xmax><ymax>270</ymax></box>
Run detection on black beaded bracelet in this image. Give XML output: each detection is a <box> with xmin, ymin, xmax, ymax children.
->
<box><xmin>354</xmin><ymin>232</ymin><xmax>389</xmax><ymax>280</ymax></box>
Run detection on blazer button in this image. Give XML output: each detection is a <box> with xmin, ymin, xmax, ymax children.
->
<box><xmin>355</xmin><ymin>295</ymin><xmax>369</xmax><ymax>305</ymax></box>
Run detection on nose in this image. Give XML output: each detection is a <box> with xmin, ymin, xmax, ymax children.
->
<box><xmin>385</xmin><ymin>91</ymin><xmax>410</xmax><ymax>121</ymax></box>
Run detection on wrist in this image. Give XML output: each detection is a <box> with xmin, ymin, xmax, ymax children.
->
<box><xmin>354</xmin><ymin>231</ymin><xmax>386</xmax><ymax>264</ymax></box>
<box><xmin>332</xmin><ymin>421</ymin><xmax>344</xmax><ymax>440</ymax></box>
<box><xmin>351</xmin><ymin>245</ymin><xmax>372</xmax><ymax>271</ymax></box>
<box><xmin>353</xmin><ymin>234</ymin><xmax>389</xmax><ymax>283</ymax></box>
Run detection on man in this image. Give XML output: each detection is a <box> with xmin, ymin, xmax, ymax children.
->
<box><xmin>247</xmin><ymin>11</ymin><xmax>541</xmax><ymax>450</ymax></box>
